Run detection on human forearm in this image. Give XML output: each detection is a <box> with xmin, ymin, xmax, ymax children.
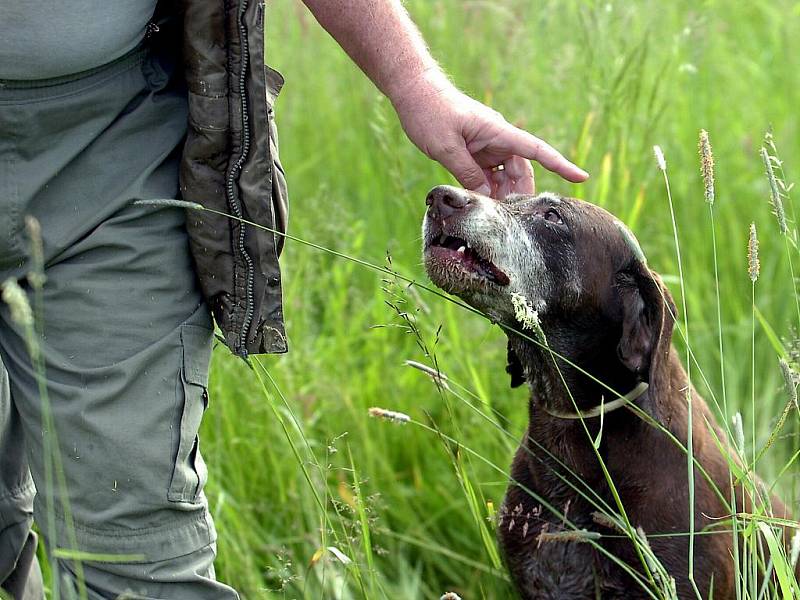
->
<box><xmin>301</xmin><ymin>0</ymin><xmax>588</xmax><ymax>194</ymax></box>
<box><xmin>301</xmin><ymin>0</ymin><xmax>447</xmax><ymax>103</ymax></box>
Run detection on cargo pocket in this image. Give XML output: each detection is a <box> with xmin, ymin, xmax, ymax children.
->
<box><xmin>266</xmin><ymin>65</ymin><xmax>288</xmax><ymax>257</ymax></box>
<box><xmin>168</xmin><ymin>324</ymin><xmax>213</xmax><ymax>504</ymax></box>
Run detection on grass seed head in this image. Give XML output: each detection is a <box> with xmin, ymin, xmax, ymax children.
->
<box><xmin>368</xmin><ymin>407</ymin><xmax>410</xmax><ymax>424</ymax></box>
<box><xmin>779</xmin><ymin>358</ymin><xmax>799</xmax><ymax>409</ymax></box>
<box><xmin>537</xmin><ymin>528</ymin><xmax>601</xmax><ymax>544</ymax></box>
<box><xmin>698</xmin><ymin>130</ymin><xmax>715</xmax><ymax>205</ymax></box>
<box><xmin>591</xmin><ymin>511</ymin><xmax>625</xmax><ymax>533</ymax></box>
<box><xmin>511</xmin><ymin>293</ymin><xmax>541</xmax><ymax>333</ymax></box>
<box><xmin>1</xmin><ymin>278</ymin><xmax>33</xmax><ymax>328</ymax></box>
<box><xmin>653</xmin><ymin>145</ymin><xmax>667</xmax><ymax>171</ymax></box>
<box><xmin>404</xmin><ymin>360</ymin><xmax>451</xmax><ymax>391</ymax></box>
<box><xmin>760</xmin><ymin>146</ymin><xmax>788</xmax><ymax>235</ymax></box>
<box><xmin>24</xmin><ymin>216</ymin><xmax>46</xmax><ymax>290</ymax></box>
<box><xmin>134</xmin><ymin>198</ymin><xmax>206</xmax><ymax>211</ymax></box>
<box><xmin>747</xmin><ymin>223</ymin><xmax>760</xmax><ymax>283</ymax></box>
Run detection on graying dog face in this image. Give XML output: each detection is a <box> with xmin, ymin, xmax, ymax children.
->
<box><xmin>422</xmin><ymin>186</ymin><xmax>629</xmax><ymax>326</ymax></box>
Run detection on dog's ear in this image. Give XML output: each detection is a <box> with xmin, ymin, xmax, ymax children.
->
<box><xmin>615</xmin><ymin>260</ymin><xmax>676</xmax><ymax>393</ymax></box>
<box><xmin>506</xmin><ymin>341</ymin><xmax>526</xmax><ymax>388</ymax></box>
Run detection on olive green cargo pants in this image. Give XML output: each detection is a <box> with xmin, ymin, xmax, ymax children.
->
<box><xmin>0</xmin><ymin>43</ymin><xmax>238</xmax><ymax>599</ymax></box>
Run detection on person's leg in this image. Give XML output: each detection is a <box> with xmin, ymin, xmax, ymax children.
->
<box><xmin>0</xmin><ymin>356</ymin><xmax>43</xmax><ymax>600</ymax></box>
<box><xmin>0</xmin><ymin>41</ymin><xmax>238</xmax><ymax>599</ymax></box>
<box><xmin>1</xmin><ymin>222</ymin><xmax>236</xmax><ymax>600</ymax></box>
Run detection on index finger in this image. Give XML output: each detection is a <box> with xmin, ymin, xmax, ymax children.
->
<box><xmin>498</xmin><ymin>124</ymin><xmax>589</xmax><ymax>183</ymax></box>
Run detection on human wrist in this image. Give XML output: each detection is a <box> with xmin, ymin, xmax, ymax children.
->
<box><xmin>385</xmin><ymin>65</ymin><xmax>454</xmax><ymax>112</ymax></box>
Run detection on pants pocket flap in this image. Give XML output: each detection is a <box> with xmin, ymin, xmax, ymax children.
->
<box><xmin>181</xmin><ymin>324</ymin><xmax>212</xmax><ymax>387</ymax></box>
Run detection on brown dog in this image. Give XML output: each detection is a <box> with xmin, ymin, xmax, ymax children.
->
<box><xmin>421</xmin><ymin>185</ymin><xmax>794</xmax><ymax>599</ymax></box>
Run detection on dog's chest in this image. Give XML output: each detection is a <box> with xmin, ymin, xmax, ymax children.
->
<box><xmin>498</xmin><ymin>494</ymin><xmax>652</xmax><ymax>600</ymax></box>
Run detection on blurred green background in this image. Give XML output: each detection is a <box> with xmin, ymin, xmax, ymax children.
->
<box><xmin>203</xmin><ymin>1</ymin><xmax>800</xmax><ymax>597</ymax></box>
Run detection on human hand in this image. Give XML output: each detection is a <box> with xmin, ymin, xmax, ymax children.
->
<box><xmin>390</xmin><ymin>69</ymin><xmax>588</xmax><ymax>199</ymax></box>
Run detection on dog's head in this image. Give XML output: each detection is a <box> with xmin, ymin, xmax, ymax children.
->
<box><xmin>422</xmin><ymin>185</ymin><xmax>676</xmax><ymax>392</ymax></box>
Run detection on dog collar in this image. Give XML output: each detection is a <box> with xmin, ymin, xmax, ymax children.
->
<box><xmin>542</xmin><ymin>381</ymin><xmax>649</xmax><ymax>420</ymax></box>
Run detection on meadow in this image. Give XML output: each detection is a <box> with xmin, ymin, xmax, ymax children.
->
<box><xmin>203</xmin><ymin>0</ymin><xmax>800</xmax><ymax>597</ymax></box>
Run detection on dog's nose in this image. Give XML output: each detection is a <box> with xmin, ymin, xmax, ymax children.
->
<box><xmin>425</xmin><ymin>185</ymin><xmax>470</xmax><ymax>220</ymax></box>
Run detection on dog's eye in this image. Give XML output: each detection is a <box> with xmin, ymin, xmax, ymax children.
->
<box><xmin>544</xmin><ymin>209</ymin><xmax>563</xmax><ymax>224</ymax></box>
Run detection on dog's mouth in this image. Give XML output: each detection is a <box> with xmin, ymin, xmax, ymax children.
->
<box><xmin>425</xmin><ymin>233</ymin><xmax>510</xmax><ymax>288</ymax></box>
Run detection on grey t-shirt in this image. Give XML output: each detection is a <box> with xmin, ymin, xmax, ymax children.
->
<box><xmin>0</xmin><ymin>2</ymin><xmax>158</xmax><ymax>80</ymax></box>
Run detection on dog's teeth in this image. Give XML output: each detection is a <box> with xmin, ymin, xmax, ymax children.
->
<box><xmin>457</xmin><ymin>246</ymin><xmax>466</xmax><ymax>254</ymax></box>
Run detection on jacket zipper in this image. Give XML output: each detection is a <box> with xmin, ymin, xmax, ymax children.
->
<box><xmin>225</xmin><ymin>0</ymin><xmax>256</xmax><ymax>356</ymax></box>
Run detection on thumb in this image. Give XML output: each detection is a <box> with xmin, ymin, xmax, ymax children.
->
<box><xmin>436</xmin><ymin>143</ymin><xmax>491</xmax><ymax>195</ymax></box>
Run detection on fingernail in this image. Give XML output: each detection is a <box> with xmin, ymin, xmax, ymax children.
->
<box><xmin>475</xmin><ymin>184</ymin><xmax>491</xmax><ymax>196</ymax></box>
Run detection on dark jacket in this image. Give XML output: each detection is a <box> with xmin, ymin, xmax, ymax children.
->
<box><xmin>158</xmin><ymin>0</ymin><xmax>289</xmax><ymax>357</ymax></box>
